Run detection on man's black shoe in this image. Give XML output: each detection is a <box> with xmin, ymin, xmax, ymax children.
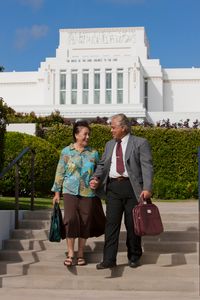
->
<box><xmin>96</xmin><ymin>262</ymin><xmax>116</xmax><ymax>270</ymax></box>
<box><xmin>129</xmin><ymin>259</ymin><xmax>140</xmax><ymax>268</ymax></box>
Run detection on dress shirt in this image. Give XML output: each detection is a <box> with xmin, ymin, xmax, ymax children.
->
<box><xmin>109</xmin><ymin>133</ymin><xmax>130</xmax><ymax>178</ymax></box>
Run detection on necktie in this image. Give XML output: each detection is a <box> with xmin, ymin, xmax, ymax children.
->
<box><xmin>116</xmin><ymin>139</ymin><xmax>125</xmax><ymax>174</ymax></box>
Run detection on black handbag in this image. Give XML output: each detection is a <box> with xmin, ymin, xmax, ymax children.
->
<box><xmin>49</xmin><ymin>202</ymin><xmax>65</xmax><ymax>242</ymax></box>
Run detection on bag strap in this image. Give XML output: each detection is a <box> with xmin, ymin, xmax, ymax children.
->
<box><xmin>139</xmin><ymin>196</ymin><xmax>152</xmax><ymax>205</ymax></box>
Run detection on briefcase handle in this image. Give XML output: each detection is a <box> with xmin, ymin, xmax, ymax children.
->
<box><xmin>139</xmin><ymin>196</ymin><xmax>152</xmax><ymax>205</ymax></box>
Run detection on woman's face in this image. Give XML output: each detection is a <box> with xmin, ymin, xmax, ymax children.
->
<box><xmin>75</xmin><ymin>126</ymin><xmax>90</xmax><ymax>147</ymax></box>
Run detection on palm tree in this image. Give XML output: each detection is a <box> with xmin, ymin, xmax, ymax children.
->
<box><xmin>0</xmin><ymin>66</ymin><xmax>5</xmax><ymax>72</ymax></box>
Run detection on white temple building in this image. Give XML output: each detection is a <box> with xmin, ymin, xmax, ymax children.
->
<box><xmin>1</xmin><ymin>26</ymin><xmax>200</xmax><ymax>124</ymax></box>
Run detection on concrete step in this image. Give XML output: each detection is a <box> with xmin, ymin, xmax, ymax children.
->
<box><xmin>24</xmin><ymin>261</ymin><xmax>198</xmax><ymax>277</ymax></box>
<box><xmin>0</xmin><ymin>288</ymin><xmax>199</xmax><ymax>300</ymax></box>
<box><xmin>0</xmin><ymin>261</ymin><xmax>33</xmax><ymax>276</ymax></box>
<box><xmin>23</xmin><ymin>210</ymin><xmax>52</xmax><ymax>220</ymax></box>
<box><xmin>19</xmin><ymin>220</ymin><xmax>50</xmax><ymax>229</ymax></box>
<box><xmin>0</xmin><ymin>252</ymin><xmax>197</xmax><ymax>278</ymax></box>
<box><xmin>11</xmin><ymin>229</ymin><xmax>49</xmax><ymax>240</ymax></box>
<box><xmin>10</xmin><ymin>225</ymin><xmax>198</xmax><ymax>241</ymax></box>
<box><xmin>0</xmin><ymin>246</ymin><xmax>197</xmax><ymax>265</ymax></box>
<box><xmin>142</xmin><ymin>241</ymin><xmax>198</xmax><ymax>253</ymax></box>
<box><xmin>34</xmin><ymin>249</ymin><xmax>198</xmax><ymax>265</ymax></box>
<box><xmin>3</xmin><ymin>236</ymin><xmax>198</xmax><ymax>253</ymax></box>
<box><xmin>160</xmin><ymin>212</ymin><xmax>198</xmax><ymax>221</ymax></box>
<box><xmin>18</xmin><ymin>219</ymin><xmax>198</xmax><ymax>232</ymax></box>
<box><xmin>1</xmin><ymin>272</ymin><xmax>197</xmax><ymax>292</ymax></box>
<box><xmin>0</xmin><ymin>249</ymin><xmax>40</xmax><ymax>262</ymax></box>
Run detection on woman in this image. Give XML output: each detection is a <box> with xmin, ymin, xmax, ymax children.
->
<box><xmin>52</xmin><ymin>120</ymin><xmax>104</xmax><ymax>267</ymax></box>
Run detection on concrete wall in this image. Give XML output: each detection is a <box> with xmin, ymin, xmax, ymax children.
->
<box><xmin>6</xmin><ymin>123</ymin><xmax>36</xmax><ymax>136</ymax></box>
<box><xmin>0</xmin><ymin>210</ymin><xmax>24</xmax><ymax>249</ymax></box>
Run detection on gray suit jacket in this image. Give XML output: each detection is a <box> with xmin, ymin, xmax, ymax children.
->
<box><xmin>94</xmin><ymin>134</ymin><xmax>153</xmax><ymax>201</ymax></box>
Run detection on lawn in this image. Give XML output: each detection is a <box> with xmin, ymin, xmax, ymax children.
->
<box><xmin>0</xmin><ymin>196</ymin><xmax>64</xmax><ymax>210</ymax></box>
<box><xmin>0</xmin><ymin>196</ymin><xmax>196</xmax><ymax>210</ymax></box>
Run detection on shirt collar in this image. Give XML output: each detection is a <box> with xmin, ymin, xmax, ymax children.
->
<box><xmin>69</xmin><ymin>143</ymin><xmax>90</xmax><ymax>152</ymax></box>
<box><xmin>120</xmin><ymin>133</ymin><xmax>130</xmax><ymax>144</ymax></box>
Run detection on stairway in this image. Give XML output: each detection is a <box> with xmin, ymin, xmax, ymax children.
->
<box><xmin>0</xmin><ymin>201</ymin><xmax>199</xmax><ymax>299</ymax></box>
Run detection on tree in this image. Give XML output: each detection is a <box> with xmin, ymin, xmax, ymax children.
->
<box><xmin>0</xmin><ymin>66</ymin><xmax>5</xmax><ymax>72</ymax></box>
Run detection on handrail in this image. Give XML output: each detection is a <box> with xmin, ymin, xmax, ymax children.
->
<box><xmin>0</xmin><ymin>147</ymin><xmax>30</xmax><ymax>179</ymax></box>
<box><xmin>0</xmin><ymin>147</ymin><xmax>35</xmax><ymax>229</ymax></box>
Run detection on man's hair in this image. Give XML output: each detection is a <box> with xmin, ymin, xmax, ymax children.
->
<box><xmin>111</xmin><ymin>114</ymin><xmax>131</xmax><ymax>133</ymax></box>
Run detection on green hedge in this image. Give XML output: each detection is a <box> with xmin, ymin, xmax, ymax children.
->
<box><xmin>0</xmin><ymin>98</ymin><xmax>10</xmax><ymax>172</ymax></box>
<box><xmin>42</xmin><ymin>125</ymin><xmax>200</xmax><ymax>199</ymax></box>
<box><xmin>131</xmin><ymin>127</ymin><xmax>200</xmax><ymax>199</ymax></box>
<box><xmin>0</xmin><ymin>132</ymin><xmax>59</xmax><ymax>196</ymax></box>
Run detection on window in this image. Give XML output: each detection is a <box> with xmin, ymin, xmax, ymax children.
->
<box><xmin>59</xmin><ymin>70</ymin><xmax>66</xmax><ymax>104</ymax></box>
<box><xmin>82</xmin><ymin>69</ymin><xmax>89</xmax><ymax>104</ymax></box>
<box><xmin>94</xmin><ymin>69</ymin><xmax>100</xmax><ymax>104</ymax></box>
<box><xmin>144</xmin><ymin>78</ymin><xmax>148</xmax><ymax>109</ymax></box>
<box><xmin>71</xmin><ymin>70</ymin><xmax>77</xmax><ymax>104</ymax></box>
<box><xmin>117</xmin><ymin>69</ymin><xmax>123</xmax><ymax>104</ymax></box>
<box><xmin>105</xmin><ymin>69</ymin><xmax>112</xmax><ymax>104</ymax></box>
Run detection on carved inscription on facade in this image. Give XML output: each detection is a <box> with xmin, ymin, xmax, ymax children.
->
<box><xmin>68</xmin><ymin>31</ymin><xmax>136</xmax><ymax>45</ymax></box>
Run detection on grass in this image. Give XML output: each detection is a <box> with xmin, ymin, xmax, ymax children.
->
<box><xmin>0</xmin><ymin>196</ymin><xmax>197</xmax><ymax>210</ymax></box>
<box><xmin>0</xmin><ymin>196</ymin><xmax>62</xmax><ymax>210</ymax></box>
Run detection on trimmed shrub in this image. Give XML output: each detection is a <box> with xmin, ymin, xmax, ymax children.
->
<box><xmin>0</xmin><ymin>98</ymin><xmax>11</xmax><ymax>172</ymax></box>
<box><xmin>131</xmin><ymin>127</ymin><xmax>200</xmax><ymax>199</ymax></box>
<box><xmin>42</xmin><ymin>124</ymin><xmax>200</xmax><ymax>199</ymax></box>
<box><xmin>0</xmin><ymin>132</ymin><xmax>59</xmax><ymax>196</ymax></box>
<box><xmin>43</xmin><ymin>124</ymin><xmax>73</xmax><ymax>150</ymax></box>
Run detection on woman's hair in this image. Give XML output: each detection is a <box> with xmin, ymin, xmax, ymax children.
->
<box><xmin>72</xmin><ymin>120</ymin><xmax>91</xmax><ymax>141</ymax></box>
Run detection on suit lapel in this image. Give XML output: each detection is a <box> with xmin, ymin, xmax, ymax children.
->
<box><xmin>125</xmin><ymin>135</ymin><xmax>134</xmax><ymax>161</ymax></box>
<box><xmin>108</xmin><ymin>140</ymin><xmax>116</xmax><ymax>160</ymax></box>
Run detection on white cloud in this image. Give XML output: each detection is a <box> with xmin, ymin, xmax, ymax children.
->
<box><xmin>18</xmin><ymin>0</ymin><xmax>44</xmax><ymax>10</ymax></box>
<box><xmin>14</xmin><ymin>25</ymin><xmax>48</xmax><ymax>49</ymax></box>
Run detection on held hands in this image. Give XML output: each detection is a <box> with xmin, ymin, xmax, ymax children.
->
<box><xmin>52</xmin><ymin>192</ymin><xmax>60</xmax><ymax>205</ymax></box>
<box><xmin>89</xmin><ymin>177</ymin><xmax>100</xmax><ymax>190</ymax></box>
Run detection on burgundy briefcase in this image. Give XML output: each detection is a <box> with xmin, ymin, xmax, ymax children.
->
<box><xmin>132</xmin><ymin>198</ymin><xmax>164</xmax><ymax>236</ymax></box>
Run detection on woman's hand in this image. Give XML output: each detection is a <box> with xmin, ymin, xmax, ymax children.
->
<box><xmin>52</xmin><ymin>192</ymin><xmax>60</xmax><ymax>205</ymax></box>
<box><xmin>90</xmin><ymin>177</ymin><xmax>100</xmax><ymax>190</ymax></box>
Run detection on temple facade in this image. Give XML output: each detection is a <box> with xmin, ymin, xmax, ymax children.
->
<box><xmin>1</xmin><ymin>27</ymin><xmax>200</xmax><ymax>124</ymax></box>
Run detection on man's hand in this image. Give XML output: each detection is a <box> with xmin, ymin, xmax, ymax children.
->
<box><xmin>90</xmin><ymin>177</ymin><xmax>100</xmax><ymax>190</ymax></box>
<box><xmin>140</xmin><ymin>190</ymin><xmax>152</xmax><ymax>200</ymax></box>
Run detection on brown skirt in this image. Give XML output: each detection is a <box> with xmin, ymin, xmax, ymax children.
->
<box><xmin>63</xmin><ymin>194</ymin><xmax>105</xmax><ymax>239</ymax></box>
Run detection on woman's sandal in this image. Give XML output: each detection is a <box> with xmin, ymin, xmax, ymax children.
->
<box><xmin>64</xmin><ymin>256</ymin><xmax>75</xmax><ymax>267</ymax></box>
<box><xmin>77</xmin><ymin>257</ymin><xmax>87</xmax><ymax>266</ymax></box>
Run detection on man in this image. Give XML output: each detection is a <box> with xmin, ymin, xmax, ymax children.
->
<box><xmin>90</xmin><ymin>114</ymin><xmax>153</xmax><ymax>269</ymax></box>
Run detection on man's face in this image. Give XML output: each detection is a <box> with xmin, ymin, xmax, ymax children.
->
<box><xmin>111</xmin><ymin>118</ymin><xmax>126</xmax><ymax>140</ymax></box>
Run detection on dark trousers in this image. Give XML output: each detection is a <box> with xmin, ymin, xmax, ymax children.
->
<box><xmin>103</xmin><ymin>179</ymin><xmax>142</xmax><ymax>264</ymax></box>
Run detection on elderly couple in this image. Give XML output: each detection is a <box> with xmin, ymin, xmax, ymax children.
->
<box><xmin>51</xmin><ymin>113</ymin><xmax>153</xmax><ymax>269</ymax></box>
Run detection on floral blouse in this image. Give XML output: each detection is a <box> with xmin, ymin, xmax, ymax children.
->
<box><xmin>51</xmin><ymin>143</ymin><xmax>99</xmax><ymax>197</ymax></box>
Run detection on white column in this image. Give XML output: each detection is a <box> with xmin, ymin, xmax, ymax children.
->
<box><xmin>112</xmin><ymin>68</ymin><xmax>117</xmax><ymax>104</ymax></box>
<box><xmin>89</xmin><ymin>68</ymin><xmax>93</xmax><ymax>104</ymax></box>
<box><xmin>77</xmin><ymin>69</ymin><xmax>82</xmax><ymax>104</ymax></box>
<box><xmin>123</xmin><ymin>68</ymin><xmax>129</xmax><ymax>104</ymax></box>
<box><xmin>100</xmin><ymin>68</ymin><xmax>105</xmax><ymax>104</ymax></box>
<box><xmin>134</xmin><ymin>64</ymin><xmax>141</xmax><ymax>105</ymax></box>
<box><xmin>66</xmin><ymin>69</ymin><xmax>71</xmax><ymax>105</ymax></box>
<box><xmin>52</xmin><ymin>69</ymin><xmax>58</xmax><ymax>105</ymax></box>
<box><xmin>128</xmin><ymin>67</ymin><xmax>134</xmax><ymax>104</ymax></box>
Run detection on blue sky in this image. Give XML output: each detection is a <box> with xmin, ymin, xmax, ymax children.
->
<box><xmin>1</xmin><ymin>0</ymin><xmax>200</xmax><ymax>72</ymax></box>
